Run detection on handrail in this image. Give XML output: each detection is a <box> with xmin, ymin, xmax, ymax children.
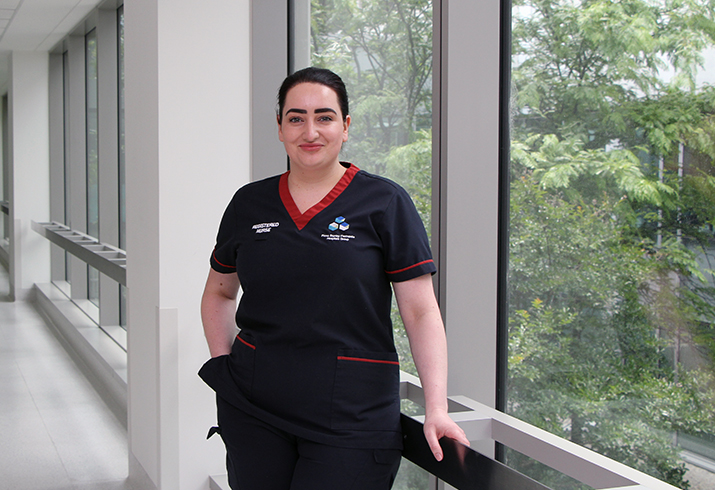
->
<box><xmin>401</xmin><ymin>414</ymin><xmax>550</xmax><ymax>490</ymax></box>
<box><xmin>399</xmin><ymin>371</ymin><xmax>678</xmax><ymax>490</ymax></box>
<box><xmin>31</xmin><ymin>221</ymin><xmax>126</xmax><ymax>286</ymax></box>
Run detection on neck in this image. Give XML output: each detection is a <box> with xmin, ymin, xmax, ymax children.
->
<box><xmin>287</xmin><ymin>161</ymin><xmax>347</xmax><ymax>213</ymax></box>
<box><xmin>288</xmin><ymin>161</ymin><xmax>346</xmax><ymax>189</ymax></box>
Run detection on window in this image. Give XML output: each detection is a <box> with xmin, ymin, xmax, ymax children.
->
<box><xmin>507</xmin><ymin>2</ymin><xmax>715</xmax><ymax>489</ymax></box>
<box><xmin>1</xmin><ymin>95</ymin><xmax>8</xmax><ymax>250</ymax></box>
<box><xmin>49</xmin><ymin>5</ymin><xmax>126</xmax><ymax>336</ymax></box>
<box><xmin>310</xmin><ymin>1</ymin><xmax>435</xmax><ymax>488</ymax></box>
<box><xmin>311</xmin><ymin>0</ymin><xmax>434</xmax><ymax>370</ymax></box>
<box><xmin>118</xmin><ymin>5</ymin><xmax>126</xmax><ymax>328</ymax></box>
<box><xmin>62</xmin><ymin>50</ymin><xmax>71</xmax><ymax>284</ymax></box>
<box><xmin>86</xmin><ymin>28</ymin><xmax>100</xmax><ymax>306</ymax></box>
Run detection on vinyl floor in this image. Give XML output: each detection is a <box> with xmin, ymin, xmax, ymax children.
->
<box><xmin>0</xmin><ymin>267</ymin><xmax>138</xmax><ymax>490</ymax></box>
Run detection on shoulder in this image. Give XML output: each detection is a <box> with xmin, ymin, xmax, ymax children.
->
<box><xmin>351</xmin><ymin>166</ymin><xmax>409</xmax><ymax>199</ymax></box>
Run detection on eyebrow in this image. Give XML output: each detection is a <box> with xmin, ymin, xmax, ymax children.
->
<box><xmin>285</xmin><ymin>108</ymin><xmax>338</xmax><ymax>115</ymax></box>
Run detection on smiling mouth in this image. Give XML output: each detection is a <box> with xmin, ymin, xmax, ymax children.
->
<box><xmin>299</xmin><ymin>144</ymin><xmax>323</xmax><ymax>151</ymax></box>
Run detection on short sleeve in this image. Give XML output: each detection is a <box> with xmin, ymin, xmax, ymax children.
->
<box><xmin>210</xmin><ymin>193</ymin><xmax>240</xmax><ymax>274</ymax></box>
<box><xmin>379</xmin><ymin>186</ymin><xmax>436</xmax><ymax>282</ymax></box>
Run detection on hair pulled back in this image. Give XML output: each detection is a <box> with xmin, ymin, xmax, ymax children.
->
<box><xmin>277</xmin><ymin>67</ymin><xmax>349</xmax><ymax>123</ymax></box>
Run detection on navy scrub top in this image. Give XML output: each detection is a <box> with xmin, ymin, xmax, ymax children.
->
<box><xmin>199</xmin><ymin>162</ymin><xmax>436</xmax><ymax>449</ymax></box>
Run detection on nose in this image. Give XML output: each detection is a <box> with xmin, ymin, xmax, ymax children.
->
<box><xmin>304</xmin><ymin>120</ymin><xmax>319</xmax><ymax>141</ymax></box>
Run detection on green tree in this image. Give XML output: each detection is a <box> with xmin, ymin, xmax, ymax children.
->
<box><xmin>311</xmin><ymin>5</ymin><xmax>435</xmax><ymax>489</ymax></box>
<box><xmin>510</xmin><ymin>1</ymin><xmax>715</xmax><ymax>488</ymax></box>
<box><xmin>312</xmin><ymin>0</ymin><xmax>433</xmax><ymax>173</ymax></box>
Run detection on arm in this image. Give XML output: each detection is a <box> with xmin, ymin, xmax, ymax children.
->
<box><xmin>393</xmin><ymin>274</ymin><xmax>470</xmax><ymax>461</ymax></box>
<box><xmin>201</xmin><ymin>268</ymin><xmax>240</xmax><ymax>357</ymax></box>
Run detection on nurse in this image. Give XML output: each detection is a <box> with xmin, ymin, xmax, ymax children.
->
<box><xmin>200</xmin><ymin>67</ymin><xmax>469</xmax><ymax>490</ymax></box>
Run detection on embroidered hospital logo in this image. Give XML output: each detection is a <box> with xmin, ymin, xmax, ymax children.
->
<box><xmin>328</xmin><ymin>216</ymin><xmax>350</xmax><ymax>232</ymax></box>
<box><xmin>322</xmin><ymin>216</ymin><xmax>355</xmax><ymax>242</ymax></box>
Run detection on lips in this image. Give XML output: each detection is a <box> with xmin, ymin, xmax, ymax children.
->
<box><xmin>299</xmin><ymin>144</ymin><xmax>323</xmax><ymax>151</ymax></box>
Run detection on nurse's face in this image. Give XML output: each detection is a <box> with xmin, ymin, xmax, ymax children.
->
<box><xmin>278</xmin><ymin>82</ymin><xmax>350</xmax><ymax>172</ymax></box>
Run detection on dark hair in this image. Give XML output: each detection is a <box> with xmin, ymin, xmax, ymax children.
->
<box><xmin>277</xmin><ymin>67</ymin><xmax>349</xmax><ymax>123</ymax></box>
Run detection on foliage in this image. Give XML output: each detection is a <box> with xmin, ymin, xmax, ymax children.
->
<box><xmin>509</xmin><ymin>2</ymin><xmax>715</xmax><ymax>487</ymax></box>
<box><xmin>506</xmin><ymin>181</ymin><xmax>710</xmax><ymax>486</ymax></box>
<box><xmin>512</xmin><ymin>0</ymin><xmax>715</xmax><ymax>148</ymax></box>
<box><xmin>312</xmin><ymin>0</ymin><xmax>715</xmax><ymax>488</ymax></box>
<box><xmin>312</xmin><ymin>0</ymin><xmax>433</xmax><ymax>173</ymax></box>
<box><xmin>311</xmin><ymin>0</ymin><xmax>435</xmax><ymax>385</ymax></box>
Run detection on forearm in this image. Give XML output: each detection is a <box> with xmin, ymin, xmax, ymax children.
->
<box><xmin>201</xmin><ymin>293</ymin><xmax>237</xmax><ymax>357</ymax></box>
<box><xmin>406</xmin><ymin>310</ymin><xmax>450</xmax><ymax>415</ymax></box>
<box><xmin>394</xmin><ymin>275</ymin><xmax>450</xmax><ymax>413</ymax></box>
<box><xmin>201</xmin><ymin>269</ymin><xmax>240</xmax><ymax>357</ymax></box>
<box><xmin>395</xmin><ymin>275</ymin><xmax>469</xmax><ymax>460</ymax></box>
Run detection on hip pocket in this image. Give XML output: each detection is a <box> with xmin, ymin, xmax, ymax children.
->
<box><xmin>227</xmin><ymin>331</ymin><xmax>257</xmax><ymax>399</ymax></box>
<box><xmin>330</xmin><ymin>350</ymin><xmax>400</xmax><ymax>431</ymax></box>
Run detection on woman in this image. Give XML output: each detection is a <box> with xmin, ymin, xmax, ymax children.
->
<box><xmin>199</xmin><ymin>67</ymin><xmax>468</xmax><ymax>490</ymax></box>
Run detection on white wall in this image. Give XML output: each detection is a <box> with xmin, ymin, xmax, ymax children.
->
<box><xmin>124</xmin><ymin>1</ymin><xmax>251</xmax><ymax>488</ymax></box>
<box><xmin>8</xmin><ymin>51</ymin><xmax>50</xmax><ymax>299</ymax></box>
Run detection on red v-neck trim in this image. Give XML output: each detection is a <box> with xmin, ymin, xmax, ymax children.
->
<box><xmin>280</xmin><ymin>163</ymin><xmax>359</xmax><ymax>230</ymax></box>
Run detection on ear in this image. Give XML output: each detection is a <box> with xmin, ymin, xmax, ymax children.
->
<box><xmin>277</xmin><ymin>114</ymin><xmax>284</xmax><ymax>142</ymax></box>
<box><xmin>342</xmin><ymin>115</ymin><xmax>351</xmax><ymax>142</ymax></box>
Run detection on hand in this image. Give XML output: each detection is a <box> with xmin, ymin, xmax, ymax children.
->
<box><xmin>423</xmin><ymin>408</ymin><xmax>470</xmax><ymax>461</ymax></box>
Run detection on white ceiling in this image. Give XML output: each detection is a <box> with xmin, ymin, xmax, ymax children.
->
<box><xmin>0</xmin><ymin>0</ymin><xmax>105</xmax><ymax>92</ymax></box>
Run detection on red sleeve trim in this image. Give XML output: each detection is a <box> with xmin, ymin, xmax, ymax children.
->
<box><xmin>385</xmin><ymin>259</ymin><xmax>434</xmax><ymax>275</ymax></box>
<box><xmin>235</xmin><ymin>334</ymin><xmax>256</xmax><ymax>350</ymax></box>
<box><xmin>212</xmin><ymin>250</ymin><xmax>236</xmax><ymax>270</ymax></box>
<box><xmin>337</xmin><ymin>355</ymin><xmax>399</xmax><ymax>366</ymax></box>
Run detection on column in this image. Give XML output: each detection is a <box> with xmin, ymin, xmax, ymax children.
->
<box><xmin>124</xmin><ymin>1</ymin><xmax>251</xmax><ymax>488</ymax></box>
<box><xmin>7</xmin><ymin>52</ymin><xmax>51</xmax><ymax>299</ymax></box>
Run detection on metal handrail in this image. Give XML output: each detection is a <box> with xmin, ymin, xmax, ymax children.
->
<box><xmin>399</xmin><ymin>372</ymin><xmax>678</xmax><ymax>490</ymax></box>
<box><xmin>31</xmin><ymin>221</ymin><xmax>126</xmax><ymax>285</ymax></box>
<box><xmin>401</xmin><ymin>414</ymin><xmax>550</xmax><ymax>490</ymax></box>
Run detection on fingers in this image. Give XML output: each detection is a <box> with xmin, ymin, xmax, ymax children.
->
<box><xmin>445</xmin><ymin>425</ymin><xmax>471</xmax><ymax>447</ymax></box>
<box><xmin>424</xmin><ymin>420</ymin><xmax>471</xmax><ymax>462</ymax></box>
<box><xmin>424</xmin><ymin>426</ymin><xmax>444</xmax><ymax>461</ymax></box>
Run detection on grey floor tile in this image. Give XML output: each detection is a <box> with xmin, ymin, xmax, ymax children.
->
<box><xmin>0</xmin><ymin>270</ymin><xmax>129</xmax><ymax>490</ymax></box>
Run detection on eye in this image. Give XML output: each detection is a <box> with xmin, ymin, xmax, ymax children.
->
<box><xmin>288</xmin><ymin>116</ymin><xmax>303</xmax><ymax>123</ymax></box>
<box><xmin>318</xmin><ymin>115</ymin><xmax>334</xmax><ymax>122</ymax></box>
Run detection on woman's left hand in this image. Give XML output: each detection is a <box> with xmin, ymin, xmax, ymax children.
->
<box><xmin>423</xmin><ymin>408</ymin><xmax>470</xmax><ymax>461</ymax></box>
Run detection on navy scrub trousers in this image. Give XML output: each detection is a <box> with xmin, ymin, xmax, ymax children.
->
<box><xmin>216</xmin><ymin>395</ymin><xmax>402</xmax><ymax>490</ymax></box>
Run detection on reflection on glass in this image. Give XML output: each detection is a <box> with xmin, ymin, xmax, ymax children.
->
<box><xmin>311</xmin><ymin>2</ymin><xmax>433</xmax><ymax>488</ymax></box>
<box><xmin>508</xmin><ymin>2</ymin><xmax>715</xmax><ymax>489</ymax></box>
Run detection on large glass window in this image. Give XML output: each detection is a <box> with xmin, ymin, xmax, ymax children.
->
<box><xmin>507</xmin><ymin>2</ymin><xmax>715</xmax><ymax>489</ymax></box>
<box><xmin>62</xmin><ymin>50</ymin><xmax>71</xmax><ymax>284</ymax></box>
<box><xmin>311</xmin><ymin>0</ymin><xmax>434</xmax><ymax>369</ymax></box>
<box><xmin>1</xmin><ymin>95</ymin><xmax>7</xmax><ymax>251</ymax></box>
<box><xmin>86</xmin><ymin>28</ymin><xmax>100</xmax><ymax>306</ymax></box>
<box><xmin>311</xmin><ymin>1</ymin><xmax>434</xmax><ymax>488</ymax></box>
<box><xmin>50</xmin><ymin>7</ymin><xmax>126</xmax><ymax>332</ymax></box>
<box><xmin>118</xmin><ymin>5</ymin><xmax>127</xmax><ymax>328</ymax></box>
